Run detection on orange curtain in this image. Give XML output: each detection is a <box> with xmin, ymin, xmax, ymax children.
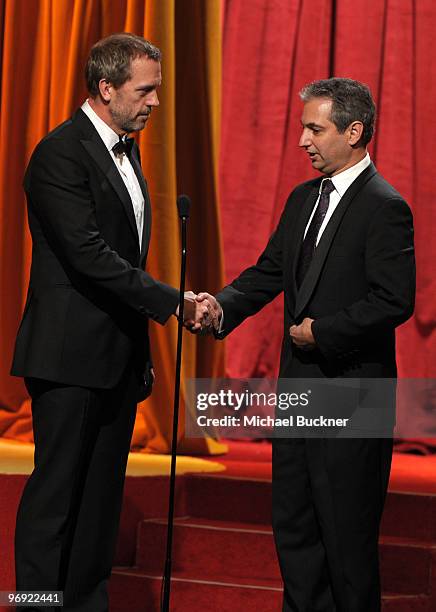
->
<box><xmin>0</xmin><ymin>0</ymin><xmax>226</xmax><ymax>454</ymax></box>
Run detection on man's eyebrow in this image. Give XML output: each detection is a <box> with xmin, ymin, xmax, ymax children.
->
<box><xmin>135</xmin><ymin>82</ymin><xmax>161</xmax><ymax>91</ymax></box>
<box><xmin>301</xmin><ymin>121</ymin><xmax>324</xmax><ymax>129</ymax></box>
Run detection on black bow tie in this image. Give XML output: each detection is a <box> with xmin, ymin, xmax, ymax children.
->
<box><xmin>112</xmin><ymin>136</ymin><xmax>134</xmax><ymax>157</ymax></box>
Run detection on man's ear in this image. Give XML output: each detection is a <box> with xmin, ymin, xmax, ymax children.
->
<box><xmin>98</xmin><ymin>79</ymin><xmax>112</xmax><ymax>102</ymax></box>
<box><xmin>348</xmin><ymin>121</ymin><xmax>364</xmax><ymax>146</ymax></box>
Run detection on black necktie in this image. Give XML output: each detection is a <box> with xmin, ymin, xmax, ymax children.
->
<box><xmin>112</xmin><ymin>136</ymin><xmax>133</xmax><ymax>158</ymax></box>
<box><xmin>296</xmin><ymin>178</ymin><xmax>335</xmax><ymax>288</ymax></box>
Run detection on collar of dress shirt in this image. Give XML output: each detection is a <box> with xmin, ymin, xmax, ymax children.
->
<box><xmin>81</xmin><ymin>99</ymin><xmax>125</xmax><ymax>152</ymax></box>
<box><xmin>321</xmin><ymin>152</ymin><xmax>371</xmax><ymax>197</ymax></box>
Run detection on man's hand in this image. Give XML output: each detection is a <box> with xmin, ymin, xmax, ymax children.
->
<box><xmin>193</xmin><ymin>292</ymin><xmax>223</xmax><ymax>333</ymax></box>
<box><xmin>175</xmin><ymin>291</ymin><xmax>212</xmax><ymax>331</ymax></box>
<box><xmin>289</xmin><ymin>318</ymin><xmax>316</xmax><ymax>349</ymax></box>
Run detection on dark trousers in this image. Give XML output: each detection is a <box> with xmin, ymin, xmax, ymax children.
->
<box><xmin>15</xmin><ymin>366</ymin><xmax>138</xmax><ymax>612</ymax></box>
<box><xmin>272</xmin><ymin>437</ymin><xmax>393</xmax><ymax>612</ymax></box>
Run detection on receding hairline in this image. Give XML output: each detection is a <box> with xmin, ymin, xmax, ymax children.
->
<box><xmin>90</xmin><ymin>33</ymin><xmax>162</xmax><ymax>61</ymax></box>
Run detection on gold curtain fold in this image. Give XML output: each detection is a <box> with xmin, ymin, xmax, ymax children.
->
<box><xmin>0</xmin><ymin>0</ymin><xmax>226</xmax><ymax>455</ymax></box>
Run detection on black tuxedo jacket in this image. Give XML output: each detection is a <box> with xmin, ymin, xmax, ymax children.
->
<box><xmin>11</xmin><ymin>109</ymin><xmax>179</xmax><ymax>390</ymax></box>
<box><xmin>216</xmin><ymin>163</ymin><xmax>415</xmax><ymax>381</ymax></box>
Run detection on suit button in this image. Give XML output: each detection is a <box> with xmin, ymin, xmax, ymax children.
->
<box><xmin>139</xmin><ymin>306</ymin><xmax>145</xmax><ymax>314</ymax></box>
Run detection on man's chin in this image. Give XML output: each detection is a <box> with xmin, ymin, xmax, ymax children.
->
<box><xmin>138</xmin><ymin>117</ymin><xmax>150</xmax><ymax>130</ymax></box>
<box><xmin>136</xmin><ymin>115</ymin><xmax>150</xmax><ymax>127</ymax></box>
<box><xmin>311</xmin><ymin>160</ymin><xmax>325</xmax><ymax>173</ymax></box>
<box><xmin>122</xmin><ymin>119</ymin><xmax>148</xmax><ymax>133</ymax></box>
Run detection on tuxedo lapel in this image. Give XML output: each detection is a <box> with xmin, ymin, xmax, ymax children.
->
<box><xmin>294</xmin><ymin>163</ymin><xmax>377</xmax><ymax>320</ymax></box>
<box><xmin>129</xmin><ymin>145</ymin><xmax>152</xmax><ymax>262</ymax></box>
<box><xmin>286</xmin><ymin>184</ymin><xmax>320</xmax><ymax>310</ymax></box>
<box><xmin>80</xmin><ymin>139</ymin><xmax>140</xmax><ymax>246</ymax></box>
<box><xmin>74</xmin><ymin>110</ymin><xmax>140</xmax><ymax>246</ymax></box>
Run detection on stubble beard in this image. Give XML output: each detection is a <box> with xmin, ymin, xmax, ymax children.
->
<box><xmin>110</xmin><ymin>105</ymin><xmax>145</xmax><ymax>134</ymax></box>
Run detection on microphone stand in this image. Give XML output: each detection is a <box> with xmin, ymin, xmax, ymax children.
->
<box><xmin>161</xmin><ymin>195</ymin><xmax>191</xmax><ymax>612</ymax></box>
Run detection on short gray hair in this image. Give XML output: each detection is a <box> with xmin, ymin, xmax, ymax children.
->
<box><xmin>85</xmin><ymin>33</ymin><xmax>161</xmax><ymax>96</ymax></box>
<box><xmin>300</xmin><ymin>77</ymin><xmax>376</xmax><ymax>146</ymax></box>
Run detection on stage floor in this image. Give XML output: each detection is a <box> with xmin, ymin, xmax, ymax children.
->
<box><xmin>0</xmin><ymin>437</ymin><xmax>225</xmax><ymax>477</ymax></box>
<box><xmin>2</xmin><ymin>437</ymin><xmax>436</xmax><ymax>494</ymax></box>
<box><xmin>1</xmin><ymin>438</ymin><xmax>436</xmax><ymax>611</ymax></box>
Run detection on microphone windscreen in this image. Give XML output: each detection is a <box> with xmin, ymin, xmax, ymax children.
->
<box><xmin>177</xmin><ymin>194</ymin><xmax>191</xmax><ymax>218</ymax></box>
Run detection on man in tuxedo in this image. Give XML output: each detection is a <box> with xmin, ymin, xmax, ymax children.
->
<box><xmin>197</xmin><ymin>78</ymin><xmax>415</xmax><ymax>611</ymax></box>
<box><xmin>11</xmin><ymin>33</ymin><xmax>208</xmax><ymax>611</ymax></box>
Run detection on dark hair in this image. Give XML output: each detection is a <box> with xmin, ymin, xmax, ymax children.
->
<box><xmin>299</xmin><ymin>77</ymin><xmax>376</xmax><ymax>146</ymax></box>
<box><xmin>85</xmin><ymin>33</ymin><xmax>161</xmax><ymax>96</ymax></box>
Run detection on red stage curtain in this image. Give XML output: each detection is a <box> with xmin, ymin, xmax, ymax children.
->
<box><xmin>0</xmin><ymin>0</ymin><xmax>226</xmax><ymax>454</ymax></box>
<box><xmin>220</xmin><ymin>0</ymin><xmax>435</xmax><ymax>383</ymax></box>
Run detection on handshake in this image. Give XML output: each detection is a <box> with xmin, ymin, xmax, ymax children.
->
<box><xmin>175</xmin><ymin>291</ymin><xmax>223</xmax><ymax>334</ymax></box>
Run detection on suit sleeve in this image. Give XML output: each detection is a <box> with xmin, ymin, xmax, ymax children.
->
<box><xmin>215</xmin><ymin>198</ymin><xmax>292</xmax><ymax>337</ymax></box>
<box><xmin>312</xmin><ymin>197</ymin><xmax>416</xmax><ymax>358</ymax></box>
<box><xmin>26</xmin><ymin>137</ymin><xmax>179</xmax><ymax>324</ymax></box>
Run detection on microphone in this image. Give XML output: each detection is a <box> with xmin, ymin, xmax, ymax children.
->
<box><xmin>161</xmin><ymin>194</ymin><xmax>191</xmax><ymax>612</ymax></box>
<box><xmin>177</xmin><ymin>194</ymin><xmax>191</xmax><ymax>219</ymax></box>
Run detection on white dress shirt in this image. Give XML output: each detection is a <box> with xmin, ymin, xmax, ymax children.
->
<box><xmin>81</xmin><ymin>99</ymin><xmax>144</xmax><ymax>249</ymax></box>
<box><xmin>304</xmin><ymin>153</ymin><xmax>371</xmax><ymax>244</ymax></box>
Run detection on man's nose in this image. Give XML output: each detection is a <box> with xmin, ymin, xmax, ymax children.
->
<box><xmin>299</xmin><ymin>129</ymin><xmax>311</xmax><ymax>148</ymax></box>
<box><xmin>150</xmin><ymin>91</ymin><xmax>159</xmax><ymax>107</ymax></box>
